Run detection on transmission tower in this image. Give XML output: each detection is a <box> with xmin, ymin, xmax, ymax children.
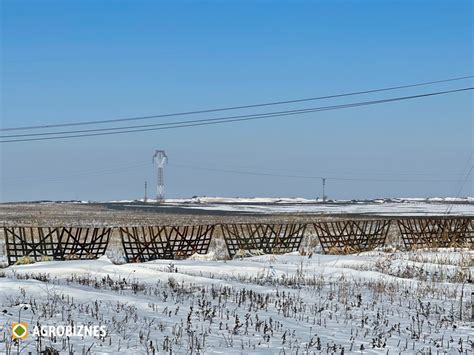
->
<box><xmin>153</xmin><ymin>150</ymin><xmax>168</xmax><ymax>202</ymax></box>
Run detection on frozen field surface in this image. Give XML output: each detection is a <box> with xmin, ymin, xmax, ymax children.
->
<box><xmin>161</xmin><ymin>201</ymin><xmax>474</xmax><ymax>216</ymax></box>
<box><xmin>0</xmin><ymin>249</ymin><xmax>472</xmax><ymax>354</ymax></box>
<box><xmin>119</xmin><ymin>197</ymin><xmax>474</xmax><ymax>216</ymax></box>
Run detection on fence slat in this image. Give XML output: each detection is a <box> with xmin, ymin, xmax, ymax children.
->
<box><xmin>220</xmin><ymin>223</ymin><xmax>307</xmax><ymax>258</ymax></box>
<box><xmin>313</xmin><ymin>220</ymin><xmax>391</xmax><ymax>254</ymax></box>
<box><xmin>119</xmin><ymin>225</ymin><xmax>215</xmax><ymax>262</ymax></box>
<box><xmin>4</xmin><ymin>226</ymin><xmax>111</xmax><ymax>265</ymax></box>
<box><xmin>396</xmin><ymin>217</ymin><xmax>472</xmax><ymax>250</ymax></box>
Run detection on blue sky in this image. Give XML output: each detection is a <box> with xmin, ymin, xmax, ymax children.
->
<box><xmin>1</xmin><ymin>0</ymin><xmax>472</xmax><ymax>202</ymax></box>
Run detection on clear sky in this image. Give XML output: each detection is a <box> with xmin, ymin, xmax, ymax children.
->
<box><xmin>1</xmin><ymin>0</ymin><xmax>473</xmax><ymax>202</ymax></box>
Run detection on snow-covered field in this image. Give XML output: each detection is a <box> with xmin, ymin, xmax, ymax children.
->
<box><xmin>112</xmin><ymin>197</ymin><xmax>474</xmax><ymax>216</ymax></box>
<box><xmin>0</xmin><ymin>249</ymin><xmax>472</xmax><ymax>354</ymax></box>
<box><xmin>0</xmin><ymin>199</ymin><xmax>472</xmax><ymax>353</ymax></box>
<box><xmin>161</xmin><ymin>201</ymin><xmax>474</xmax><ymax>216</ymax></box>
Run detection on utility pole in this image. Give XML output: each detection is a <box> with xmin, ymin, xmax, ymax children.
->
<box><xmin>153</xmin><ymin>150</ymin><xmax>168</xmax><ymax>202</ymax></box>
<box><xmin>322</xmin><ymin>178</ymin><xmax>326</xmax><ymax>202</ymax></box>
<box><xmin>144</xmin><ymin>181</ymin><xmax>148</xmax><ymax>202</ymax></box>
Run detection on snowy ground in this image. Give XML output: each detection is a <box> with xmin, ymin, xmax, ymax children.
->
<box><xmin>112</xmin><ymin>197</ymin><xmax>474</xmax><ymax>216</ymax></box>
<box><xmin>0</xmin><ymin>249</ymin><xmax>472</xmax><ymax>354</ymax></box>
<box><xmin>160</xmin><ymin>201</ymin><xmax>474</xmax><ymax>216</ymax></box>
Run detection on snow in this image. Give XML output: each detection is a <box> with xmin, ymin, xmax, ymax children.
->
<box><xmin>112</xmin><ymin>196</ymin><xmax>474</xmax><ymax>205</ymax></box>
<box><xmin>1</xmin><ymin>250</ymin><xmax>472</xmax><ymax>354</ymax></box>
<box><xmin>104</xmin><ymin>197</ymin><xmax>474</xmax><ymax>216</ymax></box>
<box><xmin>158</xmin><ymin>200</ymin><xmax>473</xmax><ymax>216</ymax></box>
<box><xmin>163</xmin><ymin>201</ymin><xmax>473</xmax><ymax>215</ymax></box>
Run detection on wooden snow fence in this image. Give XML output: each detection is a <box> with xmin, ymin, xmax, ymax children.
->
<box><xmin>396</xmin><ymin>217</ymin><xmax>473</xmax><ymax>250</ymax></box>
<box><xmin>119</xmin><ymin>225</ymin><xmax>216</xmax><ymax>262</ymax></box>
<box><xmin>220</xmin><ymin>223</ymin><xmax>307</xmax><ymax>258</ymax></box>
<box><xmin>4</xmin><ymin>226</ymin><xmax>111</xmax><ymax>265</ymax></box>
<box><xmin>312</xmin><ymin>219</ymin><xmax>391</xmax><ymax>254</ymax></box>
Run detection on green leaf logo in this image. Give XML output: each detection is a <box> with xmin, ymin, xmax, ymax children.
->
<box><xmin>12</xmin><ymin>322</ymin><xmax>28</xmax><ymax>340</ymax></box>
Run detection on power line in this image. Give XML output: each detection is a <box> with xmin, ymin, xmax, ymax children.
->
<box><xmin>169</xmin><ymin>163</ymin><xmax>474</xmax><ymax>183</ymax></box>
<box><xmin>2</xmin><ymin>158</ymin><xmax>471</xmax><ymax>186</ymax></box>
<box><xmin>173</xmin><ymin>159</ymin><xmax>471</xmax><ymax>176</ymax></box>
<box><xmin>1</xmin><ymin>75</ymin><xmax>472</xmax><ymax>132</ymax></box>
<box><xmin>3</xmin><ymin>159</ymin><xmax>471</xmax><ymax>187</ymax></box>
<box><xmin>1</xmin><ymin>87</ymin><xmax>472</xmax><ymax>143</ymax></box>
<box><xmin>178</xmin><ymin>160</ymin><xmax>471</xmax><ymax>176</ymax></box>
<box><xmin>0</xmin><ymin>161</ymin><xmax>150</xmax><ymax>186</ymax></box>
<box><xmin>446</xmin><ymin>151</ymin><xmax>474</xmax><ymax>214</ymax></box>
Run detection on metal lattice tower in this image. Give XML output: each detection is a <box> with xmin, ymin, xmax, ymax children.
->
<box><xmin>153</xmin><ymin>150</ymin><xmax>168</xmax><ymax>202</ymax></box>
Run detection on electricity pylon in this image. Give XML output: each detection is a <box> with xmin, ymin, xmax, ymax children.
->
<box><xmin>153</xmin><ymin>150</ymin><xmax>168</xmax><ymax>202</ymax></box>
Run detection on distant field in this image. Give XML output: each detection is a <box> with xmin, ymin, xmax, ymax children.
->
<box><xmin>1</xmin><ymin>198</ymin><xmax>473</xmax><ymax>226</ymax></box>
